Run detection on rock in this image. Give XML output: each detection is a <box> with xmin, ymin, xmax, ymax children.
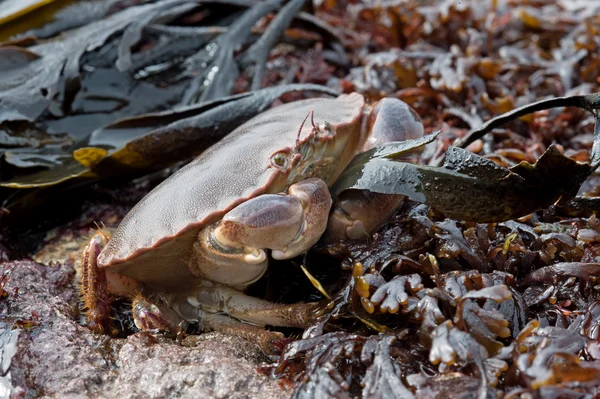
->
<box><xmin>3</xmin><ymin>260</ymin><xmax>289</xmax><ymax>399</ymax></box>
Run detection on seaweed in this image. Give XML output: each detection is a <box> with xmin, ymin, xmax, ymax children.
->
<box><xmin>2</xmin><ymin>0</ymin><xmax>600</xmax><ymax>397</ymax></box>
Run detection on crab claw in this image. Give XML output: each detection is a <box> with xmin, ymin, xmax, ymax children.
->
<box><xmin>322</xmin><ymin>98</ymin><xmax>424</xmax><ymax>243</ymax></box>
<box><xmin>322</xmin><ymin>190</ymin><xmax>405</xmax><ymax>243</ymax></box>
<box><xmin>272</xmin><ymin>178</ymin><xmax>332</xmax><ymax>259</ymax></box>
<box><xmin>193</xmin><ymin>178</ymin><xmax>331</xmax><ymax>286</ymax></box>
<box><xmin>132</xmin><ymin>294</ymin><xmax>181</xmax><ymax>335</ymax></box>
<box><xmin>362</xmin><ymin>97</ymin><xmax>424</xmax><ymax>151</ymax></box>
<box><xmin>214</xmin><ymin>178</ymin><xmax>332</xmax><ymax>260</ymax></box>
<box><xmin>214</xmin><ymin>193</ymin><xmax>305</xmax><ymax>251</ymax></box>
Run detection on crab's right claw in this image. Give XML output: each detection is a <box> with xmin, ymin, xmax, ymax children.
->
<box><xmin>215</xmin><ymin>178</ymin><xmax>332</xmax><ymax>260</ymax></box>
<box><xmin>192</xmin><ymin>178</ymin><xmax>331</xmax><ymax>286</ymax></box>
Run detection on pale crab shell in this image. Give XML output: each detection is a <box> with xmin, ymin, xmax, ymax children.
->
<box><xmin>97</xmin><ymin>93</ymin><xmax>366</xmax><ymax>289</ymax></box>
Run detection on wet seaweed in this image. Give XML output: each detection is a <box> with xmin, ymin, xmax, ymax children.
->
<box><xmin>2</xmin><ymin>0</ymin><xmax>600</xmax><ymax>397</ymax></box>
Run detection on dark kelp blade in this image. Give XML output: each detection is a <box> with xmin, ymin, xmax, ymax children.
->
<box><xmin>334</xmin><ymin>91</ymin><xmax>600</xmax><ymax>223</ymax></box>
<box><xmin>333</xmin><ymin>158</ymin><xmax>519</xmax><ymax>222</ymax></box>
<box><xmin>555</xmin><ymin>196</ymin><xmax>600</xmax><ymax>218</ymax></box>
<box><xmin>238</xmin><ymin>0</ymin><xmax>307</xmax><ymax>91</ymax></box>
<box><xmin>180</xmin><ymin>0</ymin><xmax>282</xmax><ymax>104</ymax></box>
<box><xmin>3</xmin><ymin>151</ymin><xmax>72</xmax><ymax>169</ymax></box>
<box><xmin>0</xmin><ymin>0</ymin><xmax>189</xmax><ymax>124</ymax></box>
<box><xmin>87</xmin><ymin>92</ymin><xmax>258</xmax><ymax>150</ymax></box>
<box><xmin>442</xmin><ymin>146</ymin><xmax>517</xmax><ymax>180</ymax></box>
<box><xmin>379</xmin><ymin>131</ymin><xmax>440</xmax><ymax>159</ymax></box>
<box><xmin>0</xmin><ymin>1</ymin><xmax>266</xmax><ymax>174</ymax></box>
<box><xmin>454</xmin><ymin>92</ymin><xmax>600</xmax><ymax>150</ymax></box>
<box><xmin>87</xmin><ymin>84</ymin><xmax>338</xmax><ymax>172</ymax></box>
<box><xmin>444</xmin><ymin>94</ymin><xmax>600</xmax><ymax>215</ymax></box>
<box><xmin>0</xmin><ymin>84</ymin><xmax>337</xmax><ymax>188</ymax></box>
<box><xmin>332</xmin><ymin>143</ymin><xmax>592</xmax><ymax>223</ymax></box>
<box><xmin>340</xmin><ymin>131</ymin><xmax>439</xmax><ymax>175</ymax></box>
<box><xmin>0</xmin><ymin>120</ymin><xmax>75</xmax><ymax>171</ymax></box>
<box><xmin>509</xmin><ymin>145</ymin><xmax>592</xmax><ymax>199</ymax></box>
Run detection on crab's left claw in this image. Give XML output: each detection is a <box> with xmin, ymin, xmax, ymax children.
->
<box><xmin>322</xmin><ymin>98</ymin><xmax>425</xmax><ymax>243</ymax></box>
<box><xmin>132</xmin><ymin>294</ymin><xmax>182</xmax><ymax>336</ymax></box>
<box><xmin>322</xmin><ymin>190</ymin><xmax>405</xmax><ymax>243</ymax></box>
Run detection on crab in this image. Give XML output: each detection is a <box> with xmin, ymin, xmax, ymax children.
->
<box><xmin>82</xmin><ymin>93</ymin><xmax>424</xmax><ymax>351</ymax></box>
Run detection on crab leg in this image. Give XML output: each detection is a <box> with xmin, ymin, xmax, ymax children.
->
<box><xmin>81</xmin><ymin>232</ymin><xmax>113</xmax><ymax>334</ymax></box>
<box><xmin>183</xmin><ymin>286</ymin><xmax>317</xmax><ymax>328</ymax></box>
<box><xmin>82</xmin><ymin>230</ymin><xmax>143</xmax><ymax>334</ymax></box>
<box><xmin>171</xmin><ymin>286</ymin><xmax>317</xmax><ymax>332</ymax></box>
<box><xmin>323</xmin><ymin>190</ymin><xmax>406</xmax><ymax>242</ymax></box>
<box><xmin>129</xmin><ymin>285</ymin><xmax>314</xmax><ymax>353</ymax></box>
<box><xmin>196</xmin><ymin>309</ymin><xmax>288</xmax><ymax>354</ymax></box>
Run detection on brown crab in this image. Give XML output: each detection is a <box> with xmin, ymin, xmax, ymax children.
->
<box><xmin>82</xmin><ymin>93</ymin><xmax>424</xmax><ymax>350</ymax></box>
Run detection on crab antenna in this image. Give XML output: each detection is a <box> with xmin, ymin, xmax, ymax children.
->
<box><xmin>310</xmin><ymin>109</ymin><xmax>317</xmax><ymax>129</ymax></box>
<box><xmin>296</xmin><ymin>109</ymin><xmax>313</xmax><ymax>149</ymax></box>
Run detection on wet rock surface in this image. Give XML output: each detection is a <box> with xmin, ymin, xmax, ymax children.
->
<box><xmin>3</xmin><ymin>260</ymin><xmax>289</xmax><ymax>399</ymax></box>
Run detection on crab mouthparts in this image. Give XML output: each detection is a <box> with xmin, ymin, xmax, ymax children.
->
<box><xmin>210</xmin><ymin>231</ymin><xmax>267</xmax><ymax>264</ymax></box>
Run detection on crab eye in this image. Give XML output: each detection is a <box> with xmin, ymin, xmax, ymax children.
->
<box><xmin>318</xmin><ymin>122</ymin><xmax>335</xmax><ymax>136</ymax></box>
<box><xmin>270</xmin><ymin>152</ymin><xmax>289</xmax><ymax>168</ymax></box>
